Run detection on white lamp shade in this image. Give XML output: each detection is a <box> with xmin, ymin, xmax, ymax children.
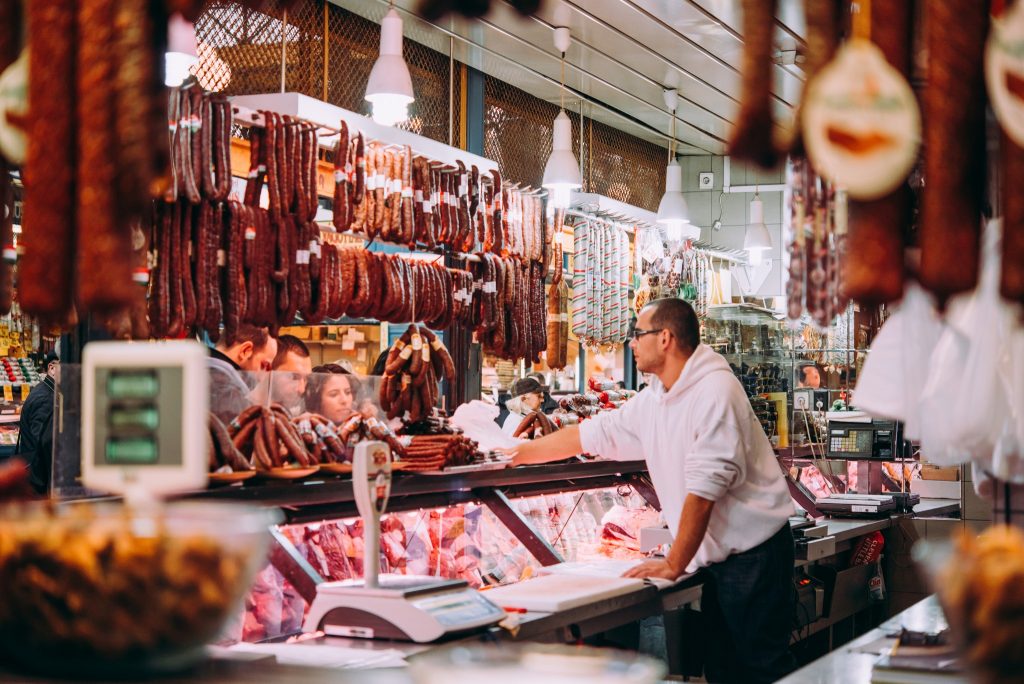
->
<box><xmin>365</xmin><ymin>9</ymin><xmax>414</xmax><ymax>125</ymax></box>
<box><xmin>543</xmin><ymin>111</ymin><xmax>582</xmax><ymax>192</ymax></box>
<box><xmin>167</xmin><ymin>14</ymin><xmax>198</xmax><ymax>56</ymax></box>
<box><xmin>657</xmin><ymin>160</ymin><xmax>690</xmax><ymax>227</ymax></box>
<box><xmin>744</xmin><ymin>196</ymin><xmax>771</xmax><ymax>262</ymax></box>
<box><xmin>165</xmin><ymin>52</ymin><xmax>198</xmax><ymax>87</ymax></box>
<box><xmin>165</xmin><ymin>15</ymin><xmax>198</xmax><ymax>87</ymax></box>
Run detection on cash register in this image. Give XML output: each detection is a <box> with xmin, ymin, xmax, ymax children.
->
<box><xmin>826</xmin><ymin>417</ymin><xmax>911</xmax><ymax>460</ymax></box>
<box><xmin>812</xmin><ymin>415</ymin><xmax>918</xmax><ymax>517</ymax></box>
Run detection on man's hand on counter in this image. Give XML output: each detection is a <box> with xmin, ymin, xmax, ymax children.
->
<box><xmin>622</xmin><ymin>558</ymin><xmax>682</xmax><ymax>581</ymax></box>
<box><xmin>498</xmin><ymin>425</ymin><xmax>586</xmax><ymax>467</ymax></box>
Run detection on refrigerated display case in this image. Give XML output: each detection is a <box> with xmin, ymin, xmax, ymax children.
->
<box><xmin>194</xmin><ymin>461</ymin><xmax>661</xmax><ymax>643</ymax></box>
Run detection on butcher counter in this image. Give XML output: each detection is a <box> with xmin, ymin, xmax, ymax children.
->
<box><xmin>12</xmin><ymin>461</ymin><xmax>959</xmax><ymax>681</ymax></box>
<box><xmin>184</xmin><ymin>462</ymin><xmax>960</xmax><ymax>664</ymax></box>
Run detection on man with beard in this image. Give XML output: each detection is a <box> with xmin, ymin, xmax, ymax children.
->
<box><xmin>501</xmin><ymin>298</ymin><xmax>795</xmax><ymax>684</ymax></box>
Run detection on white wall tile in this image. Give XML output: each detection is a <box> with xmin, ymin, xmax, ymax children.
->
<box><xmin>762</xmin><ymin>192</ymin><xmax>783</xmax><ymax>225</ymax></box>
<box><xmin>721</xmin><ymin>192</ymin><xmax>749</xmax><ymax>226</ymax></box>
<box><xmin>683</xmin><ymin>191</ymin><xmax>712</xmax><ymax>228</ymax></box>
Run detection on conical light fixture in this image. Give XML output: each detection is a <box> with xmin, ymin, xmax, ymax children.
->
<box><xmin>743</xmin><ymin>192</ymin><xmax>772</xmax><ymax>265</ymax></box>
<box><xmin>165</xmin><ymin>14</ymin><xmax>198</xmax><ymax>87</ymax></box>
<box><xmin>365</xmin><ymin>8</ymin><xmax>415</xmax><ymax>126</ymax></box>
<box><xmin>656</xmin><ymin>88</ymin><xmax>692</xmax><ymax>243</ymax></box>
<box><xmin>542</xmin><ymin>27</ymin><xmax>582</xmax><ymax>209</ymax></box>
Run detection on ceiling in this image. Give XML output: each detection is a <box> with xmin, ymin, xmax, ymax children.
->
<box><xmin>328</xmin><ymin>0</ymin><xmax>808</xmax><ymax>156</ymax></box>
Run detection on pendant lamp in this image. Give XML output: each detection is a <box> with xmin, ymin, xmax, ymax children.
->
<box><xmin>365</xmin><ymin>8</ymin><xmax>415</xmax><ymax>127</ymax></box>
<box><xmin>165</xmin><ymin>14</ymin><xmax>198</xmax><ymax>87</ymax></box>
<box><xmin>656</xmin><ymin>88</ymin><xmax>693</xmax><ymax>243</ymax></box>
<box><xmin>542</xmin><ymin>27</ymin><xmax>582</xmax><ymax>209</ymax></box>
<box><xmin>743</xmin><ymin>192</ymin><xmax>772</xmax><ymax>266</ymax></box>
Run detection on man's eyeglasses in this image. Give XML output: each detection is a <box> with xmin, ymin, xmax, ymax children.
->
<box><xmin>630</xmin><ymin>327</ymin><xmax>664</xmax><ymax>340</ymax></box>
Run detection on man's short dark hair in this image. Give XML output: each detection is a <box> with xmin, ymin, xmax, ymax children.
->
<box><xmin>645</xmin><ymin>298</ymin><xmax>701</xmax><ymax>353</ymax></box>
<box><xmin>273</xmin><ymin>334</ymin><xmax>310</xmax><ymax>368</ymax></box>
<box><xmin>223</xmin><ymin>324</ymin><xmax>270</xmax><ymax>351</ymax></box>
<box><xmin>799</xmin><ymin>364</ymin><xmax>819</xmax><ymax>383</ymax></box>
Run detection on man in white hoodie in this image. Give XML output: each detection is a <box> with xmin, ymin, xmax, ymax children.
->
<box><xmin>505</xmin><ymin>298</ymin><xmax>796</xmax><ymax>683</ymax></box>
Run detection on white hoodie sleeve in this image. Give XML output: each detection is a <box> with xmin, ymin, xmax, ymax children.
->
<box><xmin>578</xmin><ymin>392</ymin><xmax>646</xmax><ymax>461</ymax></box>
<box><xmin>684</xmin><ymin>389</ymin><xmax>749</xmax><ymax>502</ymax></box>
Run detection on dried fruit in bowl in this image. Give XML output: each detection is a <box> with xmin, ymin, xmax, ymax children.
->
<box><xmin>940</xmin><ymin>525</ymin><xmax>1024</xmax><ymax>683</ymax></box>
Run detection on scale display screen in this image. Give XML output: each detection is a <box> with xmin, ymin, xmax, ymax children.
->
<box><xmin>411</xmin><ymin>590</ymin><xmax>499</xmax><ymax>627</ymax></box>
<box><xmin>105</xmin><ymin>437</ymin><xmax>159</xmax><ymax>464</ymax></box>
<box><xmin>109</xmin><ymin>405</ymin><xmax>160</xmax><ymax>430</ymax></box>
<box><xmin>106</xmin><ymin>371</ymin><xmax>159</xmax><ymax>399</ymax></box>
<box><xmin>93</xmin><ymin>366</ymin><xmax>183</xmax><ymax>468</ymax></box>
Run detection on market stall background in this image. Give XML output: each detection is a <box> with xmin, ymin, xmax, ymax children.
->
<box><xmin>8</xmin><ymin>0</ymin><xmax>1024</xmax><ymax>680</ymax></box>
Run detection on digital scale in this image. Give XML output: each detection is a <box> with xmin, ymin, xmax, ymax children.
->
<box><xmin>303</xmin><ymin>441</ymin><xmax>506</xmax><ymax>642</ymax></box>
<box><xmin>814</xmin><ymin>493</ymin><xmax>918</xmax><ymax>518</ymax></box>
<box><xmin>827</xmin><ymin>418</ymin><xmax>909</xmax><ymax>460</ymax></box>
<box><xmin>81</xmin><ymin>341</ymin><xmax>209</xmax><ymax>501</ymax></box>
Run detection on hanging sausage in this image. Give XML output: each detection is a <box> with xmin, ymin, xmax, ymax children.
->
<box><xmin>918</xmin><ymin>0</ymin><xmax>988</xmax><ymax>308</ymax></box>
<box><xmin>843</xmin><ymin>1</ymin><xmax>917</xmax><ymax>306</ymax></box>
<box><xmin>728</xmin><ymin>0</ymin><xmax>779</xmax><ymax>169</ymax></box>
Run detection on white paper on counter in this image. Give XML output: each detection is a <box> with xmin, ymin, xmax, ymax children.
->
<box><xmin>482</xmin><ymin>573</ymin><xmax>645</xmax><ymax>612</ymax></box>
<box><xmin>451</xmin><ymin>400</ymin><xmax>523</xmax><ymax>452</ymax></box>
<box><xmin>537</xmin><ymin>559</ymin><xmax>695</xmax><ymax>591</ymax></box>
<box><xmin>223</xmin><ymin>642</ymin><xmax>408</xmax><ymax>669</ymax></box>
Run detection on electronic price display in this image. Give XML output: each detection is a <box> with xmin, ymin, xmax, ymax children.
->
<box><xmin>81</xmin><ymin>342</ymin><xmax>208</xmax><ymax>500</ymax></box>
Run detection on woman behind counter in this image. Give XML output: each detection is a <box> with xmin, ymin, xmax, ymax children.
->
<box><xmin>304</xmin><ymin>364</ymin><xmax>366</xmax><ymax>425</ymax></box>
<box><xmin>501</xmin><ymin>377</ymin><xmax>545</xmax><ymax>437</ymax></box>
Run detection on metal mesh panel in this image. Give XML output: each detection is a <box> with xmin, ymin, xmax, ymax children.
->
<box><xmin>194</xmin><ymin>1</ymin><xmax>289</xmax><ymax>94</ymax></box>
<box><xmin>585</xmin><ymin>117</ymin><xmax>666</xmax><ymax>212</ymax></box>
<box><xmin>484</xmin><ymin>77</ymin><xmax>582</xmax><ymax>189</ymax></box>
<box><xmin>484</xmin><ymin>77</ymin><xmax>665</xmax><ymax>211</ymax></box>
<box><xmin>194</xmin><ymin>1</ymin><xmax>460</xmax><ymax>145</ymax></box>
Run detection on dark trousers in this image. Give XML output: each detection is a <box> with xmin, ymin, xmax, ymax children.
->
<box><xmin>701</xmin><ymin>523</ymin><xmax>797</xmax><ymax>684</ymax></box>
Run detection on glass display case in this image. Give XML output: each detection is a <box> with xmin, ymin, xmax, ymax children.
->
<box><xmin>701</xmin><ymin>303</ymin><xmax>869</xmax><ymax>448</ymax></box>
<box><xmin>220</xmin><ymin>468</ymin><xmax>660</xmax><ymax>642</ymax></box>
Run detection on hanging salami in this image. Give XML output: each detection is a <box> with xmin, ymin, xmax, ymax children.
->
<box><xmin>918</xmin><ymin>0</ymin><xmax>988</xmax><ymax>307</ymax></box>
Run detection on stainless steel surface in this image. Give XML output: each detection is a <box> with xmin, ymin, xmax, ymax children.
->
<box><xmin>795</xmin><ymin>535</ymin><xmax>836</xmax><ymax>562</ymax></box>
<box><xmin>778</xmin><ymin>596</ymin><xmax>946</xmax><ymax>684</ymax></box>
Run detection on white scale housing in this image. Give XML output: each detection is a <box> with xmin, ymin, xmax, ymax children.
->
<box><xmin>81</xmin><ymin>341</ymin><xmax>209</xmax><ymax>500</ymax></box>
<box><xmin>303</xmin><ymin>441</ymin><xmax>505</xmax><ymax>642</ymax></box>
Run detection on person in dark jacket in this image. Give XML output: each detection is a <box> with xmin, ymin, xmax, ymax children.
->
<box><xmin>208</xmin><ymin>325</ymin><xmax>277</xmax><ymax>424</ymax></box>
<box><xmin>526</xmin><ymin>373</ymin><xmax>559</xmax><ymax>413</ymax></box>
<box><xmin>17</xmin><ymin>352</ymin><xmax>58</xmax><ymax>494</ymax></box>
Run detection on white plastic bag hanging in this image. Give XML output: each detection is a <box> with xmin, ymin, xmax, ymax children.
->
<box><xmin>854</xmin><ymin>282</ymin><xmax>945</xmax><ymax>441</ymax></box>
<box><xmin>918</xmin><ymin>219</ymin><xmax>1013</xmax><ymax>466</ymax></box>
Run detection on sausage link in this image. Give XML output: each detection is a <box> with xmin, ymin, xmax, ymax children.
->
<box><xmin>727</xmin><ymin>0</ymin><xmax>778</xmax><ymax>168</ymax></box>
<box><xmin>918</xmin><ymin>0</ymin><xmax>987</xmax><ymax>308</ymax></box>
<box><xmin>333</xmin><ymin>120</ymin><xmax>350</xmax><ymax>231</ymax></box>
<box><xmin>21</xmin><ymin>0</ymin><xmax>77</xmax><ymax>323</ymax></box>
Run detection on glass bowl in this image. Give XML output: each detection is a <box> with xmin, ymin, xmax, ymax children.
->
<box><xmin>409</xmin><ymin>643</ymin><xmax>666</xmax><ymax>684</ymax></box>
<box><xmin>0</xmin><ymin>500</ymin><xmax>280</xmax><ymax>679</ymax></box>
